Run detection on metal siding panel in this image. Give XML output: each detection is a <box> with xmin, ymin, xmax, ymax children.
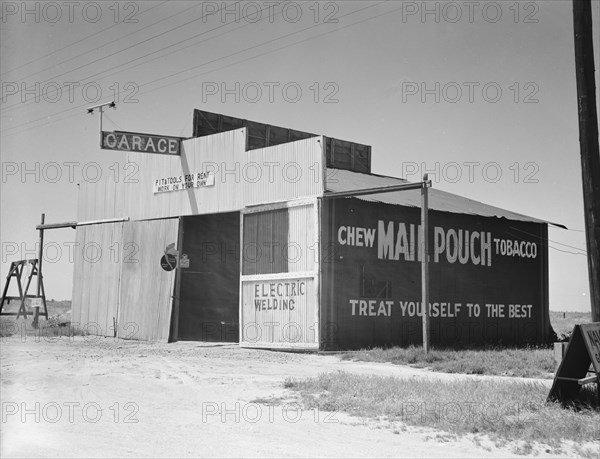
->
<box><xmin>74</xmin><ymin>129</ymin><xmax>247</xmax><ymax>221</ymax></box>
<box><xmin>259</xmin><ymin>212</ymin><xmax>275</xmax><ymax>274</ymax></box>
<box><xmin>240</xmin><ymin>275</ymin><xmax>318</xmax><ymax>348</ymax></box>
<box><xmin>288</xmin><ymin>205</ymin><xmax>315</xmax><ymax>273</ymax></box>
<box><xmin>113</xmin><ymin>174</ymin><xmax>125</xmax><ymax>221</ymax></box>
<box><xmin>70</xmin><ymin>223</ymin><xmax>122</xmax><ymax>337</ymax></box>
<box><xmin>325</xmin><ymin>198</ymin><xmax>548</xmax><ymax>348</ymax></box>
<box><xmin>326</xmin><ymin>168</ymin><xmax>563</xmax><ymax>227</ymax></box>
<box><xmin>244</xmin><ymin>137</ymin><xmax>324</xmax><ymax>206</ymax></box>
<box><xmin>105</xmin><ymin>177</ymin><xmax>116</xmax><ymax>220</ymax></box>
<box><xmin>271</xmin><ymin>209</ymin><xmax>288</xmax><ymax>273</ymax></box>
<box><xmin>242</xmin><ymin>209</ymin><xmax>291</xmax><ymax>275</ymax></box>
<box><xmin>118</xmin><ymin>218</ymin><xmax>178</xmax><ymax>341</ymax></box>
<box><xmin>70</xmin><ymin>225</ymin><xmax>86</xmax><ymax>327</ymax></box>
<box><xmin>242</xmin><ymin>213</ymin><xmax>258</xmax><ymax>275</ymax></box>
<box><xmin>76</xmin><ymin>131</ymin><xmax>324</xmax><ymax>222</ymax></box>
<box><xmin>240</xmin><ymin>201</ymin><xmax>319</xmax><ymax>349</ymax></box>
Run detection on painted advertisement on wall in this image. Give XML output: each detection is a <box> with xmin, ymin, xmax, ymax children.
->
<box><xmin>321</xmin><ymin>198</ymin><xmax>550</xmax><ymax>349</ymax></box>
<box><xmin>240</xmin><ymin>276</ymin><xmax>319</xmax><ymax>349</ymax></box>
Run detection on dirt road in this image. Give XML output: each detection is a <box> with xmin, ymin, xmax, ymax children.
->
<box><xmin>0</xmin><ymin>336</ymin><xmax>570</xmax><ymax>458</ymax></box>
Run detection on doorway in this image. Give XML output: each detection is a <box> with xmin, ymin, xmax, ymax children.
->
<box><xmin>177</xmin><ymin>212</ymin><xmax>240</xmax><ymax>341</ymax></box>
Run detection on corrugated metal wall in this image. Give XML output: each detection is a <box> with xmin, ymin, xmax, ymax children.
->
<box><xmin>77</xmin><ymin>129</ymin><xmax>248</xmax><ymax>221</ymax></box>
<box><xmin>77</xmin><ymin>131</ymin><xmax>325</xmax><ymax>222</ymax></box>
<box><xmin>71</xmin><ymin>218</ymin><xmax>179</xmax><ymax>341</ymax></box>
<box><xmin>71</xmin><ymin>222</ymin><xmax>123</xmax><ymax>337</ymax></box>
<box><xmin>118</xmin><ymin>218</ymin><xmax>179</xmax><ymax>341</ymax></box>
<box><xmin>193</xmin><ymin>109</ymin><xmax>370</xmax><ymax>173</ymax></box>
<box><xmin>243</xmin><ymin>137</ymin><xmax>324</xmax><ymax>206</ymax></box>
<box><xmin>73</xmin><ymin>128</ymin><xmax>328</xmax><ymax>343</ymax></box>
<box><xmin>241</xmin><ymin>276</ymin><xmax>317</xmax><ymax>348</ymax></box>
<box><xmin>320</xmin><ymin>198</ymin><xmax>551</xmax><ymax>349</ymax></box>
<box><xmin>240</xmin><ymin>200</ymin><xmax>319</xmax><ymax>349</ymax></box>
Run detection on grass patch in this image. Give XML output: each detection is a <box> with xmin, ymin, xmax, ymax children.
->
<box><xmin>340</xmin><ymin>345</ymin><xmax>555</xmax><ymax>378</ymax></box>
<box><xmin>339</xmin><ymin>311</ymin><xmax>594</xmax><ymax>378</ymax></box>
<box><xmin>285</xmin><ymin>371</ymin><xmax>600</xmax><ymax>455</ymax></box>
<box><xmin>550</xmin><ymin>310</ymin><xmax>591</xmax><ymax>336</ymax></box>
<box><xmin>1</xmin><ymin>300</ymin><xmax>77</xmax><ymax>339</ymax></box>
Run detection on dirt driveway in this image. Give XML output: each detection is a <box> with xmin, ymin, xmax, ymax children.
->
<box><xmin>0</xmin><ymin>336</ymin><xmax>567</xmax><ymax>458</ymax></box>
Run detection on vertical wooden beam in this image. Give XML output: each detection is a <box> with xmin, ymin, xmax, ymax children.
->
<box><xmin>540</xmin><ymin>224</ymin><xmax>550</xmax><ymax>341</ymax></box>
<box><xmin>573</xmin><ymin>0</ymin><xmax>600</xmax><ymax>322</ymax></box>
<box><xmin>37</xmin><ymin>213</ymin><xmax>45</xmax><ymax>297</ymax></box>
<box><xmin>421</xmin><ymin>174</ymin><xmax>430</xmax><ymax>352</ymax></box>
<box><xmin>169</xmin><ymin>217</ymin><xmax>184</xmax><ymax>342</ymax></box>
<box><xmin>98</xmin><ymin>106</ymin><xmax>103</xmax><ymax>147</ymax></box>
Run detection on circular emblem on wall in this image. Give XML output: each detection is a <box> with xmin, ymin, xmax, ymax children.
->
<box><xmin>160</xmin><ymin>243</ymin><xmax>178</xmax><ymax>271</ymax></box>
<box><xmin>160</xmin><ymin>254</ymin><xmax>177</xmax><ymax>271</ymax></box>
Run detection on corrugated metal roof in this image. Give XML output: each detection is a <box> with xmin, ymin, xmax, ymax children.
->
<box><xmin>325</xmin><ymin>168</ymin><xmax>566</xmax><ymax>228</ymax></box>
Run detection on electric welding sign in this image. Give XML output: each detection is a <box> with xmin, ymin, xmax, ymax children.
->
<box><xmin>547</xmin><ymin>322</ymin><xmax>600</xmax><ymax>404</ymax></box>
<box><xmin>102</xmin><ymin>131</ymin><xmax>181</xmax><ymax>155</ymax></box>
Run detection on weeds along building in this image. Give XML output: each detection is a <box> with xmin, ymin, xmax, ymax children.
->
<box><xmin>72</xmin><ymin>109</ymin><xmax>558</xmax><ymax>349</ymax></box>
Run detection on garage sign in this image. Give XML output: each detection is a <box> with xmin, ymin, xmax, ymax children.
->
<box><xmin>102</xmin><ymin>131</ymin><xmax>181</xmax><ymax>155</ymax></box>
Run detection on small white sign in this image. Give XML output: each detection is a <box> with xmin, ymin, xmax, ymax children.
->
<box><xmin>179</xmin><ymin>254</ymin><xmax>190</xmax><ymax>268</ymax></box>
<box><xmin>30</xmin><ymin>298</ymin><xmax>42</xmax><ymax>309</ymax></box>
<box><xmin>153</xmin><ymin>172</ymin><xmax>215</xmax><ymax>194</ymax></box>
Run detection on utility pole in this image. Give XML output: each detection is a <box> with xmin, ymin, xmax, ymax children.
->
<box><xmin>87</xmin><ymin>101</ymin><xmax>116</xmax><ymax>147</ymax></box>
<box><xmin>421</xmin><ymin>174</ymin><xmax>431</xmax><ymax>352</ymax></box>
<box><xmin>573</xmin><ymin>0</ymin><xmax>600</xmax><ymax>322</ymax></box>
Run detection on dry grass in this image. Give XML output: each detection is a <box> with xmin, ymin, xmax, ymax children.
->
<box><xmin>340</xmin><ymin>345</ymin><xmax>555</xmax><ymax>378</ymax></box>
<box><xmin>550</xmin><ymin>310</ymin><xmax>592</xmax><ymax>338</ymax></box>
<box><xmin>1</xmin><ymin>299</ymin><xmax>74</xmax><ymax>338</ymax></box>
<box><xmin>285</xmin><ymin>371</ymin><xmax>600</xmax><ymax>456</ymax></box>
<box><xmin>338</xmin><ymin>311</ymin><xmax>594</xmax><ymax>379</ymax></box>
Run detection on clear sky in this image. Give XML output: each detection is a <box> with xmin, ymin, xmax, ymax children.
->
<box><xmin>1</xmin><ymin>0</ymin><xmax>599</xmax><ymax>311</ymax></box>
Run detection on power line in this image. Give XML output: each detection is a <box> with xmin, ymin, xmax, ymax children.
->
<box><xmin>508</xmin><ymin>226</ymin><xmax>587</xmax><ymax>254</ymax></box>
<box><xmin>0</xmin><ymin>1</ymin><xmax>166</xmax><ymax>77</ymax></box>
<box><xmin>89</xmin><ymin>1</ymin><xmax>389</xmax><ymax>106</ymax></box>
<box><xmin>547</xmin><ymin>246</ymin><xmax>587</xmax><ymax>256</ymax></box>
<box><xmin>2</xmin><ymin>1</ymin><xmax>294</xmax><ymax>114</ymax></box>
<box><xmin>2</xmin><ymin>1</ymin><xmax>388</xmax><ymax>137</ymax></box>
<box><xmin>3</xmin><ymin>2</ymin><xmax>196</xmax><ymax>83</ymax></box>
<box><xmin>1</xmin><ymin>1</ymin><xmax>390</xmax><ymax>137</ymax></box>
<box><xmin>1</xmin><ymin>2</ymin><xmax>240</xmax><ymax>113</ymax></box>
<box><xmin>34</xmin><ymin>1</ymin><xmax>312</xmax><ymax>103</ymax></box>
<box><xmin>102</xmin><ymin>112</ymin><xmax>123</xmax><ymax>131</ymax></box>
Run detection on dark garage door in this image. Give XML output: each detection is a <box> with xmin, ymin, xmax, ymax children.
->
<box><xmin>177</xmin><ymin>212</ymin><xmax>240</xmax><ymax>341</ymax></box>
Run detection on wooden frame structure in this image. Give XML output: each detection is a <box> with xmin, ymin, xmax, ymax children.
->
<box><xmin>0</xmin><ymin>259</ymin><xmax>48</xmax><ymax>320</ymax></box>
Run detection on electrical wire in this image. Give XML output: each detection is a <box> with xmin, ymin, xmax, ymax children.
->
<box><xmin>1</xmin><ymin>1</ymin><xmax>390</xmax><ymax>136</ymax></box>
<box><xmin>508</xmin><ymin>226</ymin><xmax>587</xmax><ymax>254</ymax></box>
<box><xmin>0</xmin><ymin>1</ymin><xmax>166</xmax><ymax>77</ymax></box>
<box><xmin>2</xmin><ymin>1</ymin><xmax>301</xmax><ymax>114</ymax></box>
<box><xmin>0</xmin><ymin>2</ymin><xmax>241</xmax><ymax>112</ymax></box>
<box><xmin>2</xmin><ymin>2</ymin><xmax>197</xmax><ymax>83</ymax></box>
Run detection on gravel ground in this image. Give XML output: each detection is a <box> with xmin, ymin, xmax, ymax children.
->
<box><xmin>0</xmin><ymin>335</ymin><xmax>583</xmax><ymax>458</ymax></box>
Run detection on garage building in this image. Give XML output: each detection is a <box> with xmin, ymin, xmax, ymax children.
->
<box><xmin>71</xmin><ymin>109</ymin><xmax>556</xmax><ymax>349</ymax></box>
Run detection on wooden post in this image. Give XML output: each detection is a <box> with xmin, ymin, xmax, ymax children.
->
<box><xmin>573</xmin><ymin>0</ymin><xmax>600</xmax><ymax>322</ymax></box>
<box><xmin>32</xmin><ymin>306</ymin><xmax>40</xmax><ymax>329</ymax></box>
<box><xmin>421</xmin><ymin>174</ymin><xmax>430</xmax><ymax>353</ymax></box>
<box><xmin>37</xmin><ymin>213</ymin><xmax>45</xmax><ymax>297</ymax></box>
